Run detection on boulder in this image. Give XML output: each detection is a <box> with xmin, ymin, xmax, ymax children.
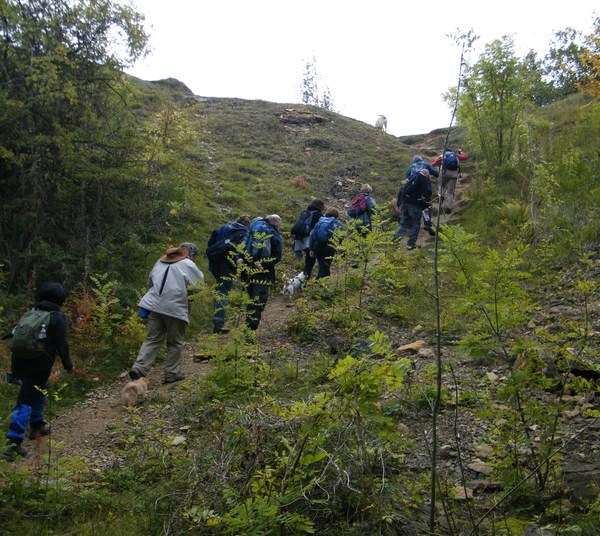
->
<box><xmin>467</xmin><ymin>460</ymin><xmax>493</xmax><ymax>475</ymax></box>
<box><xmin>396</xmin><ymin>340</ymin><xmax>427</xmax><ymax>355</ymax></box>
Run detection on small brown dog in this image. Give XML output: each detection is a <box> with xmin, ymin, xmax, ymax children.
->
<box><xmin>120</xmin><ymin>377</ymin><xmax>148</xmax><ymax>406</ymax></box>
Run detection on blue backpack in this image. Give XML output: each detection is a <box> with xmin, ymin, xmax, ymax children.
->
<box><xmin>313</xmin><ymin>217</ymin><xmax>340</xmax><ymax>245</ymax></box>
<box><xmin>245</xmin><ymin>219</ymin><xmax>273</xmax><ymax>260</ymax></box>
<box><xmin>442</xmin><ymin>151</ymin><xmax>459</xmax><ymax>171</ymax></box>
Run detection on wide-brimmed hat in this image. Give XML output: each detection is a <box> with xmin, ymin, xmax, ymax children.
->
<box><xmin>160</xmin><ymin>246</ymin><xmax>189</xmax><ymax>264</ymax></box>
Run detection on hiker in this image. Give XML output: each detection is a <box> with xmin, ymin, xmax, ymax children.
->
<box><xmin>3</xmin><ymin>282</ymin><xmax>73</xmax><ymax>460</ymax></box>
<box><xmin>347</xmin><ymin>183</ymin><xmax>377</xmax><ymax>231</ymax></box>
<box><xmin>291</xmin><ymin>199</ymin><xmax>325</xmax><ymax>278</ymax></box>
<box><xmin>309</xmin><ymin>208</ymin><xmax>343</xmax><ymax>278</ymax></box>
<box><xmin>431</xmin><ymin>149</ymin><xmax>468</xmax><ymax>213</ymax></box>
<box><xmin>244</xmin><ymin>215</ymin><xmax>283</xmax><ymax>330</ymax></box>
<box><xmin>129</xmin><ymin>243</ymin><xmax>203</xmax><ymax>384</ymax></box>
<box><xmin>395</xmin><ymin>158</ymin><xmax>434</xmax><ymax>249</ymax></box>
<box><xmin>206</xmin><ymin>216</ymin><xmax>251</xmax><ymax>333</ymax></box>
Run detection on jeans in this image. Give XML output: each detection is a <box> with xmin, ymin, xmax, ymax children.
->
<box><xmin>246</xmin><ymin>283</ymin><xmax>270</xmax><ymax>330</ymax></box>
<box><xmin>6</xmin><ymin>376</ymin><xmax>47</xmax><ymax>443</ymax></box>
<box><xmin>213</xmin><ymin>278</ymin><xmax>234</xmax><ymax>329</ymax></box>
<box><xmin>131</xmin><ymin>312</ymin><xmax>187</xmax><ymax>381</ymax></box>
<box><xmin>395</xmin><ymin>203</ymin><xmax>423</xmax><ymax>247</ymax></box>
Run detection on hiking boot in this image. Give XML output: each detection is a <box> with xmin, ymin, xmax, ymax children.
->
<box><xmin>29</xmin><ymin>421</ymin><xmax>50</xmax><ymax>440</ymax></box>
<box><xmin>426</xmin><ymin>227</ymin><xmax>436</xmax><ymax>236</ymax></box>
<box><xmin>213</xmin><ymin>326</ymin><xmax>230</xmax><ymax>334</ymax></box>
<box><xmin>406</xmin><ymin>244</ymin><xmax>416</xmax><ymax>251</ymax></box>
<box><xmin>163</xmin><ymin>373</ymin><xmax>186</xmax><ymax>385</ymax></box>
<box><xmin>2</xmin><ymin>442</ymin><xmax>28</xmax><ymax>461</ymax></box>
<box><xmin>129</xmin><ymin>369</ymin><xmax>144</xmax><ymax>381</ymax></box>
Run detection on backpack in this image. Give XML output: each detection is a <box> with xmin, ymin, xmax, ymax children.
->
<box><xmin>313</xmin><ymin>217</ymin><xmax>339</xmax><ymax>245</ymax></box>
<box><xmin>245</xmin><ymin>219</ymin><xmax>273</xmax><ymax>260</ymax></box>
<box><xmin>442</xmin><ymin>150</ymin><xmax>459</xmax><ymax>171</ymax></box>
<box><xmin>347</xmin><ymin>193</ymin><xmax>369</xmax><ymax>218</ymax></box>
<box><xmin>9</xmin><ymin>309</ymin><xmax>52</xmax><ymax>358</ymax></box>
<box><xmin>291</xmin><ymin>210</ymin><xmax>315</xmax><ymax>239</ymax></box>
<box><xmin>400</xmin><ymin>175</ymin><xmax>419</xmax><ymax>200</ymax></box>
<box><xmin>206</xmin><ymin>223</ymin><xmax>242</xmax><ymax>259</ymax></box>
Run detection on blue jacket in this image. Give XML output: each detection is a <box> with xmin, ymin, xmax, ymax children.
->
<box><xmin>405</xmin><ymin>158</ymin><xmax>439</xmax><ymax>180</ymax></box>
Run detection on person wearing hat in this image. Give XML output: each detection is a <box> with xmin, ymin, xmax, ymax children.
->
<box><xmin>3</xmin><ymin>282</ymin><xmax>73</xmax><ymax>460</ymax></box>
<box><xmin>395</xmin><ymin>157</ymin><xmax>435</xmax><ymax>250</ymax></box>
<box><xmin>129</xmin><ymin>242</ymin><xmax>204</xmax><ymax>383</ymax></box>
<box><xmin>244</xmin><ymin>215</ymin><xmax>283</xmax><ymax>331</ymax></box>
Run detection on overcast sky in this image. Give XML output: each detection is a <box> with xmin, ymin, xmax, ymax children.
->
<box><xmin>127</xmin><ymin>0</ymin><xmax>597</xmax><ymax>136</ymax></box>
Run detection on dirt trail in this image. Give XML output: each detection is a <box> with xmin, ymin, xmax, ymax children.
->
<box><xmin>23</xmin><ymin>160</ymin><xmax>471</xmax><ymax>472</ymax></box>
<box><xmin>24</xmin><ymin>296</ymin><xmax>293</xmax><ymax>472</ymax></box>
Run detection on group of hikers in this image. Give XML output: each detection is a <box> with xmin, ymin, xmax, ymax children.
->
<box><xmin>2</xmin><ymin>149</ymin><xmax>467</xmax><ymax>460</ymax></box>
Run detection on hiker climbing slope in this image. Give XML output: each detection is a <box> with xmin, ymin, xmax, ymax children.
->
<box><xmin>129</xmin><ymin>243</ymin><xmax>203</xmax><ymax>384</ymax></box>
<box><xmin>347</xmin><ymin>184</ymin><xmax>377</xmax><ymax>231</ymax></box>
<box><xmin>3</xmin><ymin>282</ymin><xmax>73</xmax><ymax>460</ymax></box>
<box><xmin>244</xmin><ymin>215</ymin><xmax>283</xmax><ymax>331</ymax></box>
<box><xmin>206</xmin><ymin>216</ymin><xmax>251</xmax><ymax>333</ymax></box>
<box><xmin>291</xmin><ymin>199</ymin><xmax>325</xmax><ymax>278</ymax></box>
<box><xmin>395</xmin><ymin>155</ymin><xmax>437</xmax><ymax>249</ymax></box>
<box><xmin>431</xmin><ymin>148</ymin><xmax>468</xmax><ymax>213</ymax></box>
<box><xmin>309</xmin><ymin>208</ymin><xmax>342</xmax><ymax>278</ymax></box>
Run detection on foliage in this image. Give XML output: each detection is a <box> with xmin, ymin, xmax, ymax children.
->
<box><xmin>300</xmin><ymin>56</ymin><xmax>335</xmax><ymax>111</ymax></box>
<box><xmin>458</xmin><ymin>36</ymin><xmax>533</xmax><ymax>176</ymax></box>
<box><xmin>579</xmin><ymin>17</ymin><xmax>600</xmax><ymax>97</ymax></box>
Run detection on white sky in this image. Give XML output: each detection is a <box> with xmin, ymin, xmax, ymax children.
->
<box><xmin>127</xmin><ymin>0</ymin><xmax>598</xmax><ymax>136</ymax></box>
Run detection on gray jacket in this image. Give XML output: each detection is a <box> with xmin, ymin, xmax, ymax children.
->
<box><xmin>139</xmin><ymin>258</ymin><xmax>204</xmax><ymax>323</ymax></box>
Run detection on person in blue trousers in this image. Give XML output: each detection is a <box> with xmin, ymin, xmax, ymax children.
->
<box><xmin>206</xmin><ymin>215</ymin><xmax>251</xmax><ymax>333</ymax></box>
<box><xmin>3</xmin><ymin>282</ymin><xmax>73</xmax><ymax>460</ymax></box>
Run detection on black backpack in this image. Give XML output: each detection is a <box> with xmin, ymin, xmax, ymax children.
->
<box><xmin>291</xmin><ymin>210</ymin><xmax>316</xmax><ymax>239</ymax></box>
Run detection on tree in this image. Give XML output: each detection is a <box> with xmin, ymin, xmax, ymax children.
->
<box><xmin>300</xmin><ymin>56</ymin><xmax>335</xmax><ymax>110</ymax></box>
<box><xmin>0</xmin><ymin>0</ymin><xmax>154</xmax><ymax>289</ymax></box>
<box><xmin>300</xmin><ymin>56</ymin><xmax>319</xmax><ymax>106</ymax></box>
<box><xmin>457</xmin><ymin>37</ymin><xmax>532</xmax><ymax>175</ymax></box>
<box><xmin>579</xmin><ymin>17</ymin><xmax>600</xmax><ymax>97</ymax></box>
<box><xmin>543</xmin><ymin>27</ymin><xmax>587</xmax><ymax>97</ymax></box>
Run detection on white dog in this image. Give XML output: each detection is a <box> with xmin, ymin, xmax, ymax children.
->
<box><xmin>283</xmin><ymin>272</ymin><xmax>307</xmax><ymax>297</ymax></box>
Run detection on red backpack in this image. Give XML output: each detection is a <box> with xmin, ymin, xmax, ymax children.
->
<box><xmin>347</xmin><ymin>193</ymin><xmax>368</xmax><ymax>217</ymax></box>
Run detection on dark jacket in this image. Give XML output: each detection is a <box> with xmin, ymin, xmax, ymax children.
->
<box><xmin>11</xmin><ymin>301</ymin><xmax>72</xmax><ymax>380</ymax></box>
<box><xmin>398</xmin><ymin>173</ymin><xmax>433</xmax><ymax>209</ymax></box>
<box><xmin>207</xmin><ymin>221</ymin><xmax>248</xmax><ymax>278</ymax></box>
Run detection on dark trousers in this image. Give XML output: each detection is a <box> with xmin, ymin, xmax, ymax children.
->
<box><xmin>303</xmin><ymin>249</ymin><xmax>316</xmax><ymax>278</ymax></box>
<box><xmin>6</xmin><ymin>375</ymin><xmax>48</xmax><ymax>444</ymax></box>
<box><xmin>213</xmin><ymin>277</ymin><xmax>234</xmax><ymax>329</ymax></box>
<box><xmin>395</xmin><ymin>203</ymin><xmax>423</xmax><ymax>247</ymax></box>
<box><xmin>246</xmin><ymin>282</ymin><xmax>270</xmax><ymax>330</ymax></box>
<box><xmin>313</xmin><ymin>244</ymin><xmax>336</xmax><ymax>278</ymax></box>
